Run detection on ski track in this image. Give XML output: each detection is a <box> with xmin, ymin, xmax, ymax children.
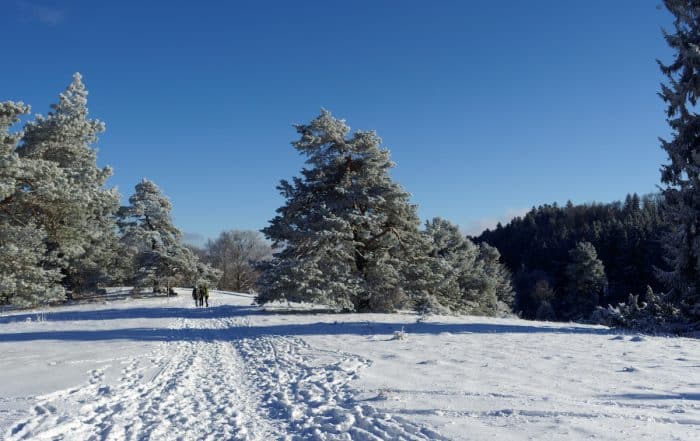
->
<box><xmin>5</xmin><ymin>314</ymin><xmax>443</xmax><ymax>441</ymax></box>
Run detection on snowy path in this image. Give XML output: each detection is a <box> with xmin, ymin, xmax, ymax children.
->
<box><xmin>236</xmin><ymin>334</ymin><xmax>444</xmax><ymax>440</ymax></box>
<box><xmin>2</xmin><ymin>292</ymin><xmax>699</xmax><ymax>440</ymax></box>
<box><xmin>4</xmin><ymin>305</ymin><xmax>442</xmax><ymax>440</ymax></box>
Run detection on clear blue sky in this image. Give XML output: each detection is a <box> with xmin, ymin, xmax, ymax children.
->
<box><xmin>2</xmin><ymin>0</ymin><xmax>674</xmax><ymax>243</ymax></box>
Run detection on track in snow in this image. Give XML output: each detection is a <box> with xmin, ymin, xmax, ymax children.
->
<box><xmin>6</xmin><ymin>314</ymin><xmax>443</xmax><ymax>441</ymax></box>
<box><xmin>235</xmin><ymin>334</ymin><xmax>446</xmax><ymax>440</ymax></box>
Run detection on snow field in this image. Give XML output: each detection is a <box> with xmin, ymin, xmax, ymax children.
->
<box><xmin>1</xmin><ymin>291</ymin><xmax>699</xmax><ymax>440</ymax></box>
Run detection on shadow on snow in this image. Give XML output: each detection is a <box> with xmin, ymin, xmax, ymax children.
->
<box><xmin>602</xmin><ymin>393</ymin><xmax>700</xmax><ymax>401</ymax></box>
<box><xmin>0</xmin><ymin>304</ymin><xmax>612</xmax><ymax>342</ymax></box>
<box><xmin>0</xmin><ymin>305</ymin><xmax>263</xmax><ymax>324</ymax></box>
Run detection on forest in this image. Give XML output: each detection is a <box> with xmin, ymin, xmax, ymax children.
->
<box><xmin>2</xmin><ymin>1</ymin><xmax>700</xmax><ymax>334</ymax></box>
<box><xmin>476</xmin><ymin>195</ymin><xmax>667</xmax><ymax>321</ymax></box>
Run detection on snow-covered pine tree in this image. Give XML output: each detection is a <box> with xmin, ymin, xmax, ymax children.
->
<box><xmin>422</xmin><ymin>217</ymin><xmax>477</xmax><ymax>312</ymax></box>
<box><xmin>423</xmin><ymin>217</ymin><xmax>513</xmax><ymax>315</ymax></box>
<box><xmin>658</xmin><ymin>0</ymin><xmax>700</xmax><ymax>321</ymax></box>
<box><xmin>193</xmin><ymin>260</ymin><xmax>223</xmax><ymax>290</ymax></box>
<box><xmin>477</xmin><ymin>243</ymin><xmax>515</xmax><ymax>312</ymax></box>
<box><xmin>592</xmin><ymin>286</ymin><xmax>683</xmax><ymax>332</ymax></box>
<box><xmin>257</xmin><ymin>110</ymin><xmax>435</xmax><ymax>312</ymax></box>
<box><xmin>17</xmin><ymin>73</ymin><xmax>121</xmax><ymax>295</ymax></box>
<box><xmin>119</xmin><ymin>179</ymin><xmax>214</xmax><ymax>292</ymax></box>
<box><xmin>0</xmin><ymin>223</ymin><xmax>65</xmax><ymax>307</ymax></box>
<box><xmin>0</xmin><ymin>101</ymin><xmax>64</xmax><ymax>306</ymax></box>
<box><xmin>563</xmin><ymin>241</ymin><xmax>607</xmax><ymax>319</ymax></box>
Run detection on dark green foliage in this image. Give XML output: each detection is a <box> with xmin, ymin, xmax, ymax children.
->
<box><xmin>657</xmin><ymin>0</ymin><xmax>700</xmax><ymax>323</ymax></box>
<box><xmin>563</xmin><ymin>242</ymin><xmax>607</xmax><ymax>320</ymax></box>
<box><xmin>477</xmin><ymin>195</ymin><xmax>668</xmax><ymax>320</ymax></box>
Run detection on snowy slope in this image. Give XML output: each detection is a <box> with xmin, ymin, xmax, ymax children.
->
<box><xmin>0</xmin><ymin>291</ymin><xmax>698</xmax><ymax>440</ymax></box>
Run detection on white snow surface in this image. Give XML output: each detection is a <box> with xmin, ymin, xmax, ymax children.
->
<box><xmin>0</xmin><ymin>290</ymin><xmax>699</xmax><ymax>440</ymax></box>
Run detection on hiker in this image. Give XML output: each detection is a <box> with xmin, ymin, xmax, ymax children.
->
<box><xmin>202</xmin><ymin>285</ymin><xmax>209</xmax><ymax>307</ymax></box>
<box><xmin>197</xmin><ymin>286</ymin><xmax>206</xmax><ymax>307</ymax></box>
<box><xmin>192</xmin><ymin>286</ymin><xmax>199</xmax><ymax>307</ymax></box>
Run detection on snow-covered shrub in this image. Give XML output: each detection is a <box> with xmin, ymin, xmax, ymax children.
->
<box><xmin>591</xmin><ymin>286</ymin><xmax>684</xmax><ymax>333</ymax></box>
<box><xmin>392</xmin><ymin>327</ymin><xmax>407</xmax><ymax>340</ymax></box>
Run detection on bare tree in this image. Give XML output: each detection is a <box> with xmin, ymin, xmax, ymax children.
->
<box><xmin>204</xmin><ymin>230</ymin><xmax>272</xmax><ymax>293</ymax></box>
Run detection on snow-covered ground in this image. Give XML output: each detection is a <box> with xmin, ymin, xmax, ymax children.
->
<box><xmin>1</xmin><ymin>291</ymin><xmax>698</xmax><ymax>440</ymax></box>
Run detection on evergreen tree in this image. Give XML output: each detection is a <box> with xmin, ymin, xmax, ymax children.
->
<box><xmin>16</xmin><ymin>73</ymin><xmax>121</xmax><ymax>294</ymax></box>
<box><xmin>531</xmin><ymin>279</ymin><xmax>556</xmax><ymax>321</ymax></box>
<box><xmin>193</xmin><ymin>260</ymin><xmax>222</xmax><ymax>290</ymax></box>
<box><xmin>257</xmin><ymin>110</ymin><xmax>434</xmax><ymax>312</ymax></box>
<box><xmin>423</xmin><ymin>217</ymin><xmax>513</xmax><ymax>315</ymax></box>
<box><xmin>118</xmin><ymin>179</ymin><xmax>211</xmax><ymax>292</ymax></box>
<box><xmin>0</xmin><ymin>101</ymin><xmax>64</xmax><ymax>306</ymax></box>
<box><xmin>0</xmin><ymin>102</ymin><xmax>29</xmax><ymax>199</ymax></box>
<box><xmin>658</xmin><ymin>0</ymin><xmax>700</xmax><ymax>321</ymax></box>
<box><xmin>563</xmin><ymin>241</ymin><xmax>607</xmax><ymax>319</ymax></box>
<box><xmin>478</xmin><ymin>242</ymin><xmax>515</xmax><ymax>311</ymax></box>
<box><xmin>0</xmin><ymin>223</ymin><xmax>65</xmax><ymax>306</ymax></box>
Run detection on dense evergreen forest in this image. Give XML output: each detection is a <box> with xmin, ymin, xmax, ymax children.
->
<box><xmin>476</xmin><ymin>194</ymin><xmax>668</xmax><ymax>321</ymax></box>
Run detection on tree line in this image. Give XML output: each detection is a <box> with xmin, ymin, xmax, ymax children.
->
<box><xmin>476</xmin><ymin>195</ymin><xmax>667</xmax><ymax>321</ymax></box>
<box><xmin>0</xmin><ymin>74</ymin><xmax>218</xmax><ymax>307</ymax></box>
<box><xmin>480</xmin><ymin>0</ymin><xmax>700</xmax><ymax>331</ymax></box>
<box><xmin>4</xmin><ymin>1</ymin><xmax>700</xmax><ymax>332</ymax></box>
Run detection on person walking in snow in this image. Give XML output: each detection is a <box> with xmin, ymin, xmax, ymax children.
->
<box><xmin>192</xmin><ymin>286</ymin><xmax>199</xmax><ymax>307</ymax></box>
<box><xmin>202</xmin><ymin>285</ymin><xmax>209</xmax><ymax>307</ymax></box>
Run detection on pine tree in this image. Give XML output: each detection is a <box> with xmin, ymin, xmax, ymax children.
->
<box><xmin>424</xmin><ymin>217</ymin><xmax>513</xmax><ymax>315</ymax></box>
<box><xmin>564</xmin><ymin>241</ymin><xmax>607</xmax><ymax>319</ymax></box>
<box><xmin>658</xmin><ymin>0</ymin><xmax>700</xmax><ymax>321</ymax></box>
<box><xmin>421</xmin><ymin>217</ymin><xmax>471</xmax><ymax>312</ymax></box>
<box><xmin>17</xmin><ymin>73</ymin><xmax>121</xmax><ymax>294</ymax></box>
<box><xmin>0</xmin><ymin>223</ymin><xmax>65</xmax><ymax>306</ymax></box>
<box><xmin>0</xmin><ymin>101</ymin><xmax>64</xmax><ymax>306</ymax></box>
<box><xmin>531</xmin><ymin>279</ymin><xmax>556</xmax><ymax>321</ymax></box>
<box><xmin>0</xmin><ymin>102</ymin><xmax>31</xmax><ymax>203</ymax></box>
<box><xmin>477</xmin><ymin>242</ymin><xmax>515</xmax><ymax>311</ymax></box>
<box><xmin>119</xmin><ymin>179</ymin><xmax>212</xmax><ymax>292</ymax></box>
<box><xmin>257</xmin><ymin>110</ymin><xmax>434</xmax><ymax>312</ymax></box>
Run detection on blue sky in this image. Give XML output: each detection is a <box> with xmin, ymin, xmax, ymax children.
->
<box><xmin>2</xmin><ymin>1</ymin><xmax>674</xmax><ymax>243</ymax></box>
